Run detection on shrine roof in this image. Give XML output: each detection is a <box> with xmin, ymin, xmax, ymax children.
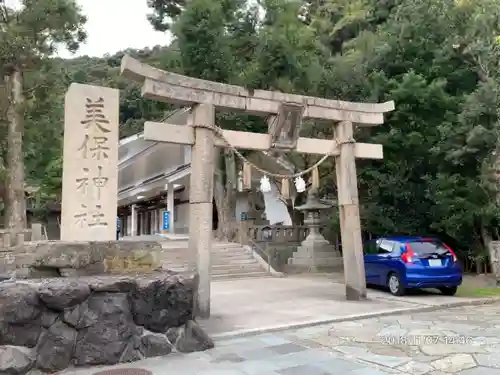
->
<box><xmin>118</xmin><ymin>108</ymin><xmax>191</xmax><ymax>206</ymax></box>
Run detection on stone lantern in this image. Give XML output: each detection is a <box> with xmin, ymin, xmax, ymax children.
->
<box><xmin>288</xmin><ymin>188</ymin><xmax>343</xmax><ymax>271</ymax></box>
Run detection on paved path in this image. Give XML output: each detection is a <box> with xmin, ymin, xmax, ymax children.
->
<box><xmin>66</xmin><ymin>302</ymin><xmax>500</xmax><ymax>375</ymax></box>
<box><xmin>119</xmin><ymin>239</ymin><xmax>488</xmax><ymax>338</ymax></box>
<box><xmin>201</xmin><ymin>276</ymin><xmax>487</xmax><ymax>337</ymax></box>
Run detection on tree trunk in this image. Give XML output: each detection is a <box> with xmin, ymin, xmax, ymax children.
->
<box><xmin>0</xmin><ymin>136</ymin><xmax>5</xmax><ymax>228</ymax></box>
<box><xmin>481</xmin><ymin>222</ymin><xmax>500</xmax><ymax>283</ymax></box>
<box><xmin>286</xmin><ymin>202</ymin><xmax>303</xmax><ymax>226</ymax></box>
<box><xmin>213</xmin><ymin>149</ymin><xmax>237</xmax><ymax>242</ymax></box>
<box><xmin>4</xmin><ymin>68</ymin><xmax>26</xmax><ymax>241</ymax></box>
<box><xmin>0</xmin><ymin>180</ymin><xmax>5</xmax><ymax>228</ymax></box>
<box><xmin>274</xmin><ymin>179</ymin><xmax>302</xmax><ymax>225</ymax></box>
<box><xmin>0</xmin><ymin>82</ymin><xmax>7</xmax><ymax>228</ymax></box>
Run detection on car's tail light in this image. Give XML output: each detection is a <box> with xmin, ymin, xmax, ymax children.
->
<box><xmin>401</xmin><ymin>243</ymin><xmax>415</xmax><ymax>264</ymax></box>
<box><xmin>442</xmin><ymin>242</ymin><xmax>457</xmax><ymax>263</ymax></box>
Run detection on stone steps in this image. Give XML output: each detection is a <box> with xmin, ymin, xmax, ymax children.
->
<box><xmin>164</xmin><ymin>266</ymin><xmax>268</xmax><ymax>280</ymax></box>
<box><xmin>212</xmin><ymin>263</ymin><xmax>264</xmax><ymax>270</ymax></box>
<box><xmin>212</xmin><ymin>271</ymin><xmax>271</xmax><ymax>280</ymax></box>
<box><xmin>160</xmin><ymin>253</ymin><xmax>257</xmax><ymax>263</ymax></box>
<box><xmin>159</xmin><ymin>241</ymin><xmax>270</xmax><ymax>279</ymax></box>
<box><xmin>162</xmin><ymin>245</ymin><xmax>246</xmax><ymax>254</ymax></box>
<box><xmin>162</xmin><ymin>261</ymin><xmax>264</xmax><ymax>271</ymax></box>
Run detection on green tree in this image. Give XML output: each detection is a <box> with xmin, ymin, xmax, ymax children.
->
<box><xmin>0</xmin><ymin>0</ymin><xmax>86</xmax><ymax>235</ymax></box>
<box><xmin>147</xmin><ymin>0</ymin><xmax>260</xmax><ymax>239</ymax></box>
<box><xmin>12</xmin><ymin>0</ymin><xmax>499</xmax><ymax>272</ymax></box>
<box><xmin>150</xmin><ymin>0</ymin><xmax>339</xmax><ymax>233</ymax></box>
<box><xmin>332</xmin><ymin>0</ymin><xmax>500</xmax><ymax>265</ymax></box>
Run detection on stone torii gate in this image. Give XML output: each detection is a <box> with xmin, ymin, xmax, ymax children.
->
<box><xmin>120</xmin><ymin>55</ymin><xmax>394</xmax><ymax>318</ymax></box>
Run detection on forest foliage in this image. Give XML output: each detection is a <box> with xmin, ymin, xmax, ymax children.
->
<box><xmin>1</xmin><ymin>0</ymin><xmax>500</xmax><ymax>263</ymax></box>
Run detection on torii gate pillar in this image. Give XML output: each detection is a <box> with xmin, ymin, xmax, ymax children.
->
<box><xmin>336</xmin><ymin>121</ymin><xmax>366</xmax><ymax>299</ymax></box>
<box><xmin>187</xmin><ymin>104</ymin><xmax>215</xmax><ymax>318</ymax></box>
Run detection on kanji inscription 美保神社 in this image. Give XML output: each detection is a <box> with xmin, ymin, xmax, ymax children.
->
<box><xmin>61</xmin><ymin>84</ymin><xmax>119</xmax><ymax>241</ymax></box>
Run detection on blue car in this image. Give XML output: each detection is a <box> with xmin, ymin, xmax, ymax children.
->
<box><xmin>363</xmin><ymin>236</ymin><xmax>462</xmax><ymax>296</ymax></box>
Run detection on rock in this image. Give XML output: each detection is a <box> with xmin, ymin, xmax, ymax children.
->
<box><xmin>0</xmin><ymin>283</ymin><xmax>44</xmax><ymax>347</ymax></box>
<box><xmin>73</xmin><ymin>293</ymin><xmax>136</xmax><ymax>366</ymax></box>
<box><xmin>31</xmin><ymin>241</ymin><xmax>101</xmax><ymax>269</ymax></box>
<box><xmin>38</xmin><ymin>280</ymin><xmax>90</xmax><ymax>310</ymax></box>
<box><xmin>140</xmin><ymin>331</ymin><xmax>172</xmax><ymax>358</ymax></box>
<box><xmin>0</xmin><ymin>321</ymin><xmax>43</xmax><ymax>348</ymax></box>
<box><xmin>0</xmin><ymin>283</ymin><xmax>41</xmax><ymax>323</ymax></box>
<box><xmin>59</xmin><ymin>268</ymin><xmax>94</xmax><ymax>277</ymax></box>
<box><xmin>166</xmin><ymin>327</ymin><xmax>179</xmax><ymax>346</ymax></box>
<box><xmin>63</xmin><ymin>300</ymin><xmax>98</xmax><ymax>329</ymax></box>
<box><xmin>0</xmin><ymin>273</ymin><xmax>213</xmax><ymax>372</ymax></box>
<box><xmin>89</xmin><ymin>275</ymin><xmax>137</xmax><ymax>292</ymax></box>
<box><xmin>25</xmin><ymin>369</ymin><xmax>44</xmax><ymax>375</ymax></box>
<box><xmin>173</xmin><ymin>320</ymin><xmax>214</xmax><ymax>353</ymax></box>
<box><xmin>11</xmin><ymin>268</ymin><xmax>32</xmax><ymax>280</ymax></box>
<box><xmin>130</xmin><ymin>279</ymin><xmax>154</xmax><ymax>327</ymax></box>
<box><xmin>28</xmin><ymin>240</ymin><xmax>162</xmax><ymax>276</ymax></box>
<box><xmin>23</xmin><ymin>268</ymin><xmax>60</xmax><ymax>279</ymax></box>
<box><xmin>35</xmin><ymin>319</ymin><xmax>77</xmax><ymax>372</ymax></box>
<box><xmin>87</xmin><ymin>292</ymin><xmax>133</xmax><ymax>318</ymax></box>
<box><xmin>131</xmin><ymin>274</ymin><xmax>195</xmax><ymax>332</ymax></box>
<box><xmin>40</xmin><ymin>311</ymin><xmax>58</xmax><ymax>328</ymax></box>
<box><xmin>0</xmin><ymin>345</ymin><xmax>35</xmax><ymax>375</ymax></box>
<box><xmin>74</xmin><ymin>320</ymin><xmax>132</xmax><ymax>366</ymax></box>
<box><xmin>0</xmin><ymin>252</ymin><xmax>36</xmax><ymax>276</ymax></box>
<box><xmin>120</xmin><ymin>341</ymin><xmax>143</xmax><ymax>363</ymax></box>
<box><xmin>99</xmin><ymin>242</ymin><xmax>161</xmax><ymax>274</ymax></box>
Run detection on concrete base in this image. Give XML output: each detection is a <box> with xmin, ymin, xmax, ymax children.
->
<box><xmin>288</xmin><ymin>234</ymin><xmax>343</xmax><ymax>271</ymax></box>
<box><xmin>0</xmin><ymin>240</ymin><xmax>163</xmax><ymax>278</ymax></box>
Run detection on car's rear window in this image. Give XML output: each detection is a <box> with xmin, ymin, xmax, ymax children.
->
<box><xmin>408</xmin><ymin>240</ymin><xmax>450</xmax><ymax>256</ymax></box>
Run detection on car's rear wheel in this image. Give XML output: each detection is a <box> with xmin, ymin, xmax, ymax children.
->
<box><xmin>387</xmin><ymin>272</ymin><xmax>405</xmax><ymax>296</ymax></box>
<box><xmin>439</xmin><ymin>286</ymin><xmax>458</xmax><ymax>296</ymax></box>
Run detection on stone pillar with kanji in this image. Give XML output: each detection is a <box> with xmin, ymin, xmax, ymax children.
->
<box><xmin>61</xmin><ymin>84</ymin><xmax>119</xmax><ymax>241</ymax></box>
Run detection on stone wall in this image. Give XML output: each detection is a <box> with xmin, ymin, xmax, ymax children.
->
<box><xmin>0</xmin><ymin>273</ymin><xmax>213</xmax><ymax>374</ymax></box>
<box><xmin>0</xmin><ymin>241</ymin><xmax>163</xmax><ymax>278</ymax></box>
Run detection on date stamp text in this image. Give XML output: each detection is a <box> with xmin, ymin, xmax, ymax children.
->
<box><xmin>380</xmin><ymin>335</ymin><xmax>473</xmax><ymax>346</ymax></box>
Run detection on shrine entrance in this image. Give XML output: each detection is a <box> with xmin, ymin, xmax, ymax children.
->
<box><xmin>120</xmin><ymin>55</ymin><xmax>394</xmax><ymax>318</ymax></box>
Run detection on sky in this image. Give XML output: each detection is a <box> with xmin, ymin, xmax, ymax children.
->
<box><xmin>4</xmin><ymin>0</ymin><xmax>171</xmax><ymax>58</ymax></box>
